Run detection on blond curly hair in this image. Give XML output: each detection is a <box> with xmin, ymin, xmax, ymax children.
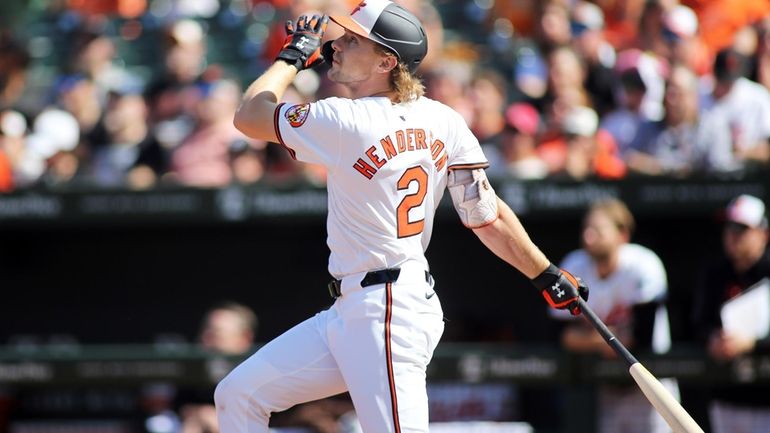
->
<box><xmin>375</xmin><ymin>46</ymin><xmax>425</xmax><ymax>103</ymax></box>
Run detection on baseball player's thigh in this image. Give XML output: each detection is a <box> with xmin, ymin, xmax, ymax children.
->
<box><xmin>215</xmin><ymin>310</ymin><xmax>347</xmax><ymax>433</ymax></box>
<box><xmin>329</xmin><ymin>279</ymin><xmax>444</xmax><ymax>433</ymax></box>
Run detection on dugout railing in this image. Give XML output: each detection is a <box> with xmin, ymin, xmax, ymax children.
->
<box><xmin>0</xmin><ymin>344</ymin><xmax>768</xmax><ymax>433</ymax></box>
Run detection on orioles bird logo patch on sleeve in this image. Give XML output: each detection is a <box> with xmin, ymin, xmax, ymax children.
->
<box><xmin>286</xmin><ymin>103</ymin><xmax>311</xmax><ymax>127</ymax></box>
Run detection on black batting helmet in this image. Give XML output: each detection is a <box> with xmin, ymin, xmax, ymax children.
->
<box><xmin>330</xmin><ymin>0</ymin><xmax>427</xmax><ymax>73</ymax></box>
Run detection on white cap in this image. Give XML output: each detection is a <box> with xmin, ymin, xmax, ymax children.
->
<box><xmin>726</xmin><ymin>194</ymin><xmax>768</xmax><ymax>228</ymax></box>
<box><xmin>562</xmin><ymin>106</ymin><xmax>598</xmax><ymax>137</ymax></box>
<box><xmin>573</xmin><ymin>1</ymin><xmax>604</xmax><ymax>30</ymax></box>
<box><xmin>33</xmin><ymin>109</ymin><xmax>80</xmax><ymax>153</ymax></box>
<box><xmin>0</xmin><ymin>110</ymin><xmax>27</xmax><ymax>138</ymax></box>
<box><xmin>663</xmin><ymin>5</ymin><xmax>698</xmax><ymax>38</ymax></box>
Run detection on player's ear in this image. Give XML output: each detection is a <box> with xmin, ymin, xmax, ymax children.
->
<box><xmin>377</xmin><ymin>53</ymin><xmax>398</xmax><ymax>74</ymax></box>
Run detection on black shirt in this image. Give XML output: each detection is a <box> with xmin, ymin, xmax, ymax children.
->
<box><xmin>692</xmin><ymin>248</ymin><xmax>770</xmax><ymax>407</ymax></box>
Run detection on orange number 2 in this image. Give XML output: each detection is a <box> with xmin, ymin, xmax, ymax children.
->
<box><xmin>396</xmin><ymin>166</ymin><xmax>428</xmax><ymax>238</ymax></box>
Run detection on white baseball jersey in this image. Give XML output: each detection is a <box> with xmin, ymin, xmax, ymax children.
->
<box><xmin>555</xmin><ymin>243</ymin><xmax>675</xmax><ymax>433</ymax></box>
<box><xmin>555</xmin><ymin>243</ymin><xmax>667</xmax><ymax>322</ymax></box>
<box><xmin>274</xmin><ymin>95</ymin><xmax>488</xmax><ymax>278</ymax></box>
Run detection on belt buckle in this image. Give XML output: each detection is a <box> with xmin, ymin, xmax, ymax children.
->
<box><xmin>327</xmin><ymin>280</ymin><xmax>342</xmax><ymax>298</ymax></box>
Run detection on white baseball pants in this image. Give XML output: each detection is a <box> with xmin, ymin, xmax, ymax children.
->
<box><xmin>215</xmin><ymin>261</ymin><xmax>445</xmax><ymax>433</ymax></box>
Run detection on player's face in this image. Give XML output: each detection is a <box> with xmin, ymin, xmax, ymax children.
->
<box><xmin>328</xmin><ymin>30</ymin><xmax>384</xmax><ymax>85</ymax></box>
<box><xmin>582</xmin><ymin>210</ymin><xmax>623</xmax><ymax>259</ymax></box>
<box><xmin>723</xmin><ymin>223</ymin><xmax>769</xmax><ymax>263</ymax></box>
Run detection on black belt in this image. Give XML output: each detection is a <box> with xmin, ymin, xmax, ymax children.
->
<box><xmin>327</xmin><ymin>267</ymin><xmax>432</xmax><ymax>298</ymax></box>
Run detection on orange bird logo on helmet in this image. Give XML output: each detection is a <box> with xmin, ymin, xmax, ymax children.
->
<box><xmin>352</xmin><ymin>1</ymin><xmax>367</xmax><ymax>14</ymax></box>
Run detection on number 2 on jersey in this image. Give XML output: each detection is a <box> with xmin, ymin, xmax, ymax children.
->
<box><xmin>396</xmin><ymin>166</ymin><xmax>428</xmax><ymax>238</ymax></box>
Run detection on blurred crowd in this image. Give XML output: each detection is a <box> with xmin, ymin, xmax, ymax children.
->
<box><xmin>1</xmin><ymin>0</ymin><xmax>770</xmax><ymax>193</ymax></box>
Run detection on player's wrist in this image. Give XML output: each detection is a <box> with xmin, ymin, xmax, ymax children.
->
<box><xmin>276</xmin><ymin>49</ymin><xmax>305</xmax><ymax>71</ymax></box>
<box><xmin>530</xmin><ymin>263</ymin><xmax>561</xmax><ymax>291</ymax></box>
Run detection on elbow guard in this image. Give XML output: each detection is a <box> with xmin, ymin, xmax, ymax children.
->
<box><xmin>447</xmin><ymin>168</ymin><xmax>499</xmax><ymax>228</ymax></box>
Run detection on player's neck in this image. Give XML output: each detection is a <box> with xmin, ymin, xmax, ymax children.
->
<box><xmin>594</xmin><ymin>251</ymin><xmax>620</xmax><ymax>279</ymax></box>
<box><xmin>346</xmin><ymin>78</ymin><xmax>395</xmax><ymax>101</ymax></box>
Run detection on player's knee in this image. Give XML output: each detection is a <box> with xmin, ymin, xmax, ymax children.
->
<box><xmin>214</xmin><ymin>374</ymin><xmax>234</xmax><ymax>411</ymax></box>
<box><xmin>214</xmin><ymin>361</ymin><xmax>272</xmax><ymax>417</ymax></box>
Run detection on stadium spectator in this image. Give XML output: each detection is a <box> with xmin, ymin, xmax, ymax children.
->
<box><xmin>596</xmin><ymin>0</ymin><xmax>647</xmax><ymax>50</ymax></box>
<box><xmin>467</xmin><ymin>69</ymin><xmax>508</xmax><ymax>145</ymax></box>
<box><xmin>65</xmin><ymin>25</ymin><xmax>145</xmax><ymax>102</ymax></box>
<box><xmin>600</xmin><ymin>67</ymin><xmax>650</xmax><ymax>156</ymax></box>
<box><xmin>53</xmin><ymin>75</ymin><xmax>103</xmax><ymax>148</ymax></box>
<box><xmin>422</xmin><ymin>65</ymin><xmax>474</xmax><ymax>126</ymax></box>
<box><xmin>708</xmin><ymin>48</ymin><xmax>770</xmax><ymax>172</ymax></box>
<box><xmin>627</xmin><ymin>0</ymin><xmax>668</xmax><ymax>57</ymax></box>
<box><xmin>660</xmin><ymin>4</ymin><xmax>711</xmax><ymax>76</ymax></box>
<box><xmin>539</xmin><ymin>104</ymin><xmax>625</xmax><ymax>180</ymax></box>
<box><xmin>27</xmin><ymin>108</ymin><xmax>83</xmax><ymax>187</ymax></box>
<box><xmin>613</xmin><ymin>48</ymin><xmax>668</xmax><ymax>123</ymax></box>
<box><xmin>625</xmin><ymin>64</ymin><xmax>734</xmax><ymax>176</ymax></box>
<box><xmin>0</xmin><ymin>32</ymin><xmax>30</xmax><ymax>111</ymax></box>
<box><xmin>169</xmin><ymin>79</ymin><xmax>247</xmax><ymax>187</ymax></box>
<box><xmin>143</xmin><ymin>19</ymin><xmax>209</xmax><ymax>154</ymax></box>
<box><xmin>692</xmin><ymin>194</ymin><xmax>770</xmax><ymax>433</ymax></box>
<box><xmin>570</xmin><ymin>0</ymin><xmax>617</xmax><ymax>116</ymax></box>
<box><xmin>535</xmin><ymin>0</ymin><xmax>573</xmax><ymax>53</ymax></box>
<box><xmin>553</xmin><ymin>198</ymin><xmax>675</xmax><ymax>433</ymax></box>
<box><xmin>229</xmin><ymin>139</ymin><xmax>267</xmax><ymax>185</ymax></box>
<box><xmin>88</xmin><ymin>91</ymin><xmax>166</xmax><ymax>188</ymax></box>
<box><xmin>484</xmin><ymin>102</ymin><xmax>547</xmax><ymax>180</ymax></box>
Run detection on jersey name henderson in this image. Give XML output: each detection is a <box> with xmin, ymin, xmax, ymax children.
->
<box><xmin>275</xmin><ymin>96</ymin><xmax>488</xmax><ymax>278</ymax></box>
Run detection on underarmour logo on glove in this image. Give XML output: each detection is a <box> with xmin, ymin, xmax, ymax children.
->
<box><xmin>296</xmin><ymin>36</ymin><xmax>310</xmax><ymax>49</ymax></box>
<box><xmin>552</xmin><ymin>282</ymin><xmax>565</xmax><ymax>298</ymax></box>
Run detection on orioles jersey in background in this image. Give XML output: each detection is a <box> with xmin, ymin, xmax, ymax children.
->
<box><xmin>275</xmin><ymin>96</ymin><xmax>488</xmax><ymax>278</ymax></box>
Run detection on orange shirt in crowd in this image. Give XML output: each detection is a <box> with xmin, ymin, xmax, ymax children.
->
<box><xmin>683</xmin><ymin>0</ymin><xmax>770</xmax><ymax>52</ymax></box>
<box><xmin>0</xmin><ymin>150</ymin><xmax>13</xmax><ymax>193</ymax></box>
<box><xmin>67</xmin><ymin>0</ymin><xmax>146</xmax><ymax>17</ymax></box>
<box><xmin>538</xmin><ymin>130</ymin><xmax>626</xmax><ymax>179</ymax></box>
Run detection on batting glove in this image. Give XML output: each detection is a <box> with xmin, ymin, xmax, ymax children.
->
<box><xmin>276</xmin><ymin>14</ymin><xmax>329</xmax><ymax>71</ymax></box>
<box><xmin>531</xmin><ymin>264</ymin><xmax>589</xmax><ymax>316</ymax></box>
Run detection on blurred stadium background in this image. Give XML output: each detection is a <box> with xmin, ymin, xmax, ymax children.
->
<box><xmin>1</xmin><ymin>0</ymin><xmax>770</xmax><ymax>432</ymax></box>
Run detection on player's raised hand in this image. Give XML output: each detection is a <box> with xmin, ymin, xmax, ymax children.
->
<box><xmin>531</xmin><ymin>264</ymin><xmax>589</xmax><ymax>315</ymax></box>
<box><xmin>276</xmin><ymin>14</ymin><xmax>329</xmax><ymax>71</ymax></box>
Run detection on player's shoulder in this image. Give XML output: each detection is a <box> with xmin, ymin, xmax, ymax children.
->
<box><xmin>619</xmin><ymin>243</ymin><xmax>665</xmax><ymax>268</ymax></box>
<box><xmin>560</xmin><ymin>249</ymin><xmax>592</xmax><ymax>270</ymax></box>
<box><xmin>412</xmin><ymin>96</ymin><xmax>465</xmax><ymax>117</ymax></box>
<box><xmin>620</xmin><ymin>243</ymin><xmax>659</xmax><ymax>259</ymax></box>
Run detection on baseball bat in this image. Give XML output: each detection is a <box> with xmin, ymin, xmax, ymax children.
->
<box><xmin>576</xmin><ymin>297</ymin><xmax>704</xmax><ymax>433</ymax></box>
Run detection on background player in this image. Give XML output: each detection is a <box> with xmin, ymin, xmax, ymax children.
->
<box><xmin>551</xmin><ymin>198</ymin><xmax>674</xmax><ymax>433</ymax></box>
<box><xmin>692</xmin><ymin>194</ymin><xmax>770</xmax><ymax>433</ymax></box>
<box><xmin>214</xmin><ymin>1</ymin><xmax>588</xmax><ymax>432</ymax></box>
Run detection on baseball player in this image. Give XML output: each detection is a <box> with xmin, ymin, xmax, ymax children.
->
<box><xmin>214</xmin><ymin>2</ymin><xmax>589</xmax><ymax>432</ymax></box>
<box><xmin>551</xmin><ymin>198</ymin><xmax>674</xmax><ymax>433</ymax></box>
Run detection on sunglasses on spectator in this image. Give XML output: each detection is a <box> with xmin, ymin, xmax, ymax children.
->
<box><xmin>724</xmin><ymin>221</ymin><xmax>751</xmax><ymax>233</ymax></box>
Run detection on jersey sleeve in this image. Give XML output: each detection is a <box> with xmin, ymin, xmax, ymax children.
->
<box><xmin>628</xmin><ymin>247</ymin><xmax>668</xmax><ymax>304</ymax></box>
<box><xmin>274</xmin><ymin>98</ymin><xmax>344</xmax><ymax>167</ymax></box>
<box><xmin>446</xmin><ymin>110</ymin><xmax>489</xmax><ymax>170</ymax></box>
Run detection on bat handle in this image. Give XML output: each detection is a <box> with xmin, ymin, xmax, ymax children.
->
<box><xmin>577</xmin><ymin>297</ymin><xmax>639</xmax><ymax>366</ymax></box>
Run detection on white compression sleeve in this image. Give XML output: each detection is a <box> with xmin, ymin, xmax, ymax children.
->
<box><xmin>447</xmin><ymin>168</ymin><xmax>499</xmax><ymax>228</ymax></box>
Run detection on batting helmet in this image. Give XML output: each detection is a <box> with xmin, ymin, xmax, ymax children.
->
<box><xmin>330</xmin><ymin>0</ymin><xmax>427</xmax><ymax>73</ymax></box>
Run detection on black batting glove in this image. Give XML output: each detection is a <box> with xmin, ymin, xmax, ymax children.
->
<box><xmin>531</xmin><ymin>264</ymin><xmax>589</xmax><ymax>316</ymax></box>
<box><xmin>276</xmin><ymin>14</ymin><xmax>329</xmax><ymax>71</ymax></box>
